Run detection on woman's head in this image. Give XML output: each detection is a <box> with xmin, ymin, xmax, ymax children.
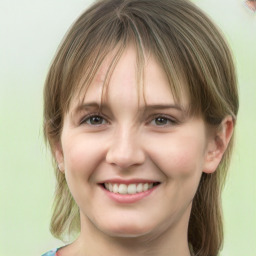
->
<box><xmin>43</xmin><ymin>0</ymin><xmax>239</xmax><ymax>255</ymax></box>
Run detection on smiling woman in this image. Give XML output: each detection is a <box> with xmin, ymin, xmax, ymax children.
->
<box><xmin>42</xmin><ymin>0</ymin><xmax>239</xmax><ymax>256</ymax></box>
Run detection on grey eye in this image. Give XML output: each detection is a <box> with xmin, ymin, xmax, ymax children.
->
<box><xmin>154</xmin><ymin>117</ymin><xmax>169</xmax><ymax>126</ymax></box>
<box><xmin>85</xmin><ymin>116</ymin><xmax>106</xmax><ymax>125</ymax></box>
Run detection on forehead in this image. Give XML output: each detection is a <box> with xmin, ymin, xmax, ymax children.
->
<box><xmin>69</xmin><ymin>46</ymin><xmax>189</xmax><ymax>111</ymax></box>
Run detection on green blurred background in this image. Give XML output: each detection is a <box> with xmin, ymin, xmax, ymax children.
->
<box><xmin>0</xmin><ymin>0</ymin><xmax>255</xmax><ymax>255</ymax></box>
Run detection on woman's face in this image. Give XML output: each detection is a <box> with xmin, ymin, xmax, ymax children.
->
<box><xmin>56</xmin><ymin>46</ymin><xmax>218</xmax><ymax>238</ymax></box>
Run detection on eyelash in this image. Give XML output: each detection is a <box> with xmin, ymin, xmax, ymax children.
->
<box><xmin>80</xmin><ymin>113</ymin><xmax>108</xmax><ymax>126</ymax></box>
<box><xmin>147</xmin><ymin>114</ymin><xmax>178</xmax><ymax>127</ymax></box>
<box><xmin>79</xmin><ymin>113</ymin><xmax>178</xmax><ymax>127</ymax></box>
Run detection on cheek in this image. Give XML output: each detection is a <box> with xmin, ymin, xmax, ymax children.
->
<box><xmin>149</xmin><ymin>135</ymin><xmax>206</xmax><ymax>178</ymax></box>
<box><xmin>152</xmin><ymin>135</ymin><xmax>206</xmax><ymax>209</ymax></box>
<box><xmin>61</xmin><ymin>134</ymin><xmax>107</xmax><ymax>207</ymax></box>
<box><xmin>62</xmin><ymin>134</ymin><xmax>105</xmax><ymax>179</ymax></box>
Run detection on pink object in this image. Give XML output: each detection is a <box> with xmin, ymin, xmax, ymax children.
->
<box><xmin>100</xmin><ymin>178</ymin><xmax>159</xmax><ymax>185</ymax></box>
<box><xmin>100</xmin><ymin>184</ymin><xmax>158</xmax><ymax>204</ymax></box>
<box><xmin>245</xmin><ymin>0</ymin><xmax>256</xmax><ymax>12</ymax></box>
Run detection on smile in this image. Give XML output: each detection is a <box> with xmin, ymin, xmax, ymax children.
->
<box><xmin>103</xmin><ymin>182</ymin><xmax>160</xmax><ymax>195</ymax></box>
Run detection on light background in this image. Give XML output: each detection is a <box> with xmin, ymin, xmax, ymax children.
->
<box><xmin>0</xmin><ymin>0</ymin><xmax>255</xmax><ymax>255</ymax></box>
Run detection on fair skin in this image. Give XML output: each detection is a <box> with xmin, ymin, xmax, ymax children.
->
<box><xmin>55</xmin><ymin>46</ymin><xmax>233</xmax><ymax>256</ymax></box>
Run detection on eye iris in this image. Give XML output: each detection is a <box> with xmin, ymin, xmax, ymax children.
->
<box><xmin>90</xmin><ymin>116</ymin><xmax>103</xmax><ymax>125</ymax></box>
<box><xmin>155</xmin><ymin>117</ymin><xmax>168</xmax><ymax>125</ymax></box>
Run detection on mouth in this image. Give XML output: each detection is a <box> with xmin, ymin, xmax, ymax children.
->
<box><xmin>100</xmin><ymin>182</ymin><xmax>161</xmax><ymax>195</ymax></box>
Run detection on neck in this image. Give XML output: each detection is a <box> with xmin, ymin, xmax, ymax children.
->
<box><xmin>71</xmin><ymin>209</ymin><xmax>192</xmax><ymax>256</ymax></box>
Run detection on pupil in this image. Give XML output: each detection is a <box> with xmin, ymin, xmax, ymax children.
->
<box><xmin>90</xmin><ymin>116</ymin><xmax>102</xmax><ymax>124</ymax></box>
<box><xmin>156</xmin><ymin>117</ymin><xmax>167</xmax><ymax>125</ymax></box>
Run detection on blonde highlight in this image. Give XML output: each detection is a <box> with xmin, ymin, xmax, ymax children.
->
<box><xmin>43</xmin><ymin>0</ymin><xmax>239</xmax><ymax>254</ymax></box>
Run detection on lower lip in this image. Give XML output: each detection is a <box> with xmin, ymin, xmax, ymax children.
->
<box><xmin>100</xmin><ymin>185</ymin><xmax>159</xmax><ymax>204</ymax></box>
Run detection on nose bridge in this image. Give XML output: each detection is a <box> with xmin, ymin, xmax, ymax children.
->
<box><xmin>106</xmin><ymin>125</ymin><xmax>145</xmax><ymax>168</ymax></box>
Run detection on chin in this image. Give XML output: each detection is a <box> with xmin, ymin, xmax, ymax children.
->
<box><xmin>100</xmin><ymin>221</ymin><xmax>154</xmax><ymax>238</ymax></box>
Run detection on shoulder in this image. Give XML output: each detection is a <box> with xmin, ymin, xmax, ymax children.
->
<box><xmin>41</xmin><ymin>248</ymin><xmax>58</xmax><ymax>256</ymax></box>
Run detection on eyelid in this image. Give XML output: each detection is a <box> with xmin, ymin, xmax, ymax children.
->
<box><xmin>79</xmin><ymin>112</ymin><xmax>109</xmax><ymax>125</ymax></box>
<box><xmin>147</xmin><ymin>113</ymin><xmax>178</xmax><ymax>126</ymax></box>
<box><xmin>78</xmin><ymin>112</ymin><xmax>179</xmax><ymax>127</ymax></box>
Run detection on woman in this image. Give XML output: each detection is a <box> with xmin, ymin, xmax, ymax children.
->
<box><xmin>42</xmin><ymin>0</ymin><xmax>239</xmax><ymax>255</ymax></box>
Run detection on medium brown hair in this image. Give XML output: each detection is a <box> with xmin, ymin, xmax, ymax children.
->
<box><xmin>43</xmin><ymin>0</ymin><xmax>239</xmax><ymax>255</ymax></box>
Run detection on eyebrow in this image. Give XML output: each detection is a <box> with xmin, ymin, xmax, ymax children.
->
<box><xmin>144</xmin><ymin>104</ymin><xmax>183</xmax><ymax>111</ymax></box>
<box><xmin>73</xmin><ymin>102</ymin><xmax>108</xmax><ymax>113</ymax></box>
<box><xmin>73</xmin><ymin>102</ymin><xmax>184</xmax><ymax>114</ymax></box>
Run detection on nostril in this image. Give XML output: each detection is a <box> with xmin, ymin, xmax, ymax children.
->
<box><xmin>106</xmin><ymin>149</ymin><xmax>145</xmax><ymax>169</ymax></box>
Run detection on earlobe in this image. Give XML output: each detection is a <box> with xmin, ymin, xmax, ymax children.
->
<box><xmin>57</xmin><ymin>162</ymin><xmax>65</xmax><ymax>172</ymax></box>
<box><xmin>54</xmin><ymin>143</ymin><xmax>65</xmax><ymax>173</ymax></box>
<box><xmin>203</xmin><ymin>116</ymin><xmax>234</xmax><ymax>174</ymax></box>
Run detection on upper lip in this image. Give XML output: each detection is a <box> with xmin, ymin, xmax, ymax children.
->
<box><xmin>99</xmin><ymin>179</ymin><xmax>161</xmax><ymax>185</ymax></box>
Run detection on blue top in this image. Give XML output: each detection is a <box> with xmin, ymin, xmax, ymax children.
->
<box><xmin>42</xmin><ymin>246</ymin><xmax>195</xmax><ymax>256</ymax></box>
<box><xmin>41</xmin><ymin>248</ymin><xmax>59</xmax><ymax>256</ymax></box>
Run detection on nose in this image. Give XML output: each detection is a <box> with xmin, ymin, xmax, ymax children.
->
<box><xmin>106</xmin><ymin>128</ymin><xmax>145</xmax><ymax>169</ymax></box>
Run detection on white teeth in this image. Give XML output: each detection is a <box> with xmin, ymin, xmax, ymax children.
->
<box><xmin>104</xmin><ymin>182</ymin><xmax>156</xmax><ymax>194</ymax></box>
<box><xmin>118</xmin><ymin>184</ymin><xmax>127</xmax><ymax>194</ymax></box>
<box><xmin>113</xmin><ymin>184</ymin><xmax>118</xmax><ymax>193</ymax></box>
<box><xmin>127</xmin><ymin>184</ymin><xmax>137</xmax><ymax>194</ymax></box>
<box><xmin>137</xmin><ymin>183</ymin><xmax>143</xmax><ymax>193</ymax></box>
<box><xmin>143</xmin><ymin>183</ymin><xmax>149</xmax><ymax>191</ymax></box>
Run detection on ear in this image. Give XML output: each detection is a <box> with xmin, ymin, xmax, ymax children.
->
<box><xmin>203</xmin><ymin>116</ymin><xmax>234</xmax><ymax>174</ymax></box>
<box><xmin>54</xmin><ymin>142</ymin><xmax>65</xmax><ymax>173</ymax></box>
